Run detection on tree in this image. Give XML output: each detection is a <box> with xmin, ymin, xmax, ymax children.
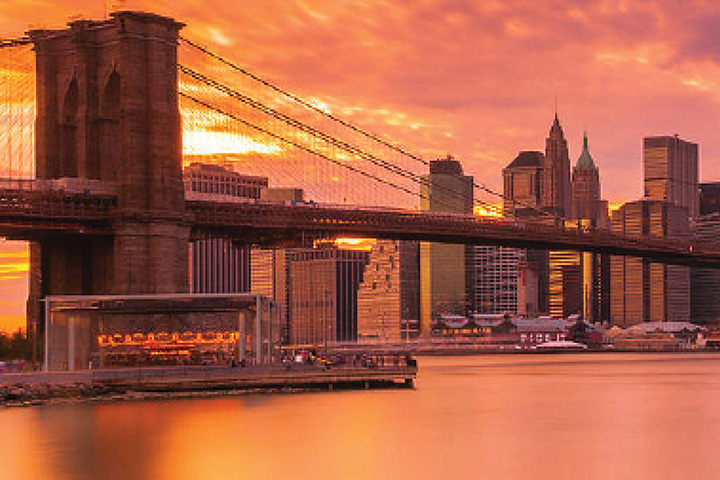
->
<box><xmin>9</xmin><ymin>329</ymin><xmax>32</xmax><ymax>360</ymax></box>
<box><xmin>0</xmin><ymin>331</ymin><xmax>9</xmax><ymax>359</ymax></box>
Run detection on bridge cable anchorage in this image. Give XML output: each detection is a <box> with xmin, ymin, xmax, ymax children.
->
<box><xmin>179</xmin><ymin>36</ymin><xmax>560</xmax><ymax>221</ymax></box>
<box><xmin>177</xmin><ymin>64</ymin><xmax>503</xmax><ymax>216</ymax></box>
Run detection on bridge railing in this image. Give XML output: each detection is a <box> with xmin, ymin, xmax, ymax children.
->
<box><xmin>0</xmin><ymin>188</ymin><xmax>116</xmax><ymax>221</ymax></box>
<box><xmin>185</xmin><ymin>198</ymin><xmax>720</xmax><ymax>266</ymax></box>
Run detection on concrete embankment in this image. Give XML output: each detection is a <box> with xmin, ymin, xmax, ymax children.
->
<box><xmin>0</xmin><ymin>364</ymin><xmax>417</xmax><ymax>407</ymax></box>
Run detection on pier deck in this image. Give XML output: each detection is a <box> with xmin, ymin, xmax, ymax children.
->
<box><xmin>0</xmin><ymin>364</ymin><xmax>417</xmax><ymax>395</ymax></box>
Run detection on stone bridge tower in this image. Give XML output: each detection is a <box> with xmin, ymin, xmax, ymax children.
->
<box><xmin>27</xmin><ymin>12</ymin><xmax>189</xmax><ymax>327</ymax></box>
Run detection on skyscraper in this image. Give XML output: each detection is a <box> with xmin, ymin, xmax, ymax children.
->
<box><xmin>420</xmin><ymin>156</ymin><xmax>473</xmax><ymax>335</ymax></box>
<box><xmin>610</xmin><ymin>200</ymin><xmax>691</xmax><ymax>326</ymax></box>
<box><xmin>184</xmin><ymin>163</ymin><xmax>268</xmax><ymax>293</ymax></box>
<box><xmin>479</xmin><ymin>149</ymin><xmax>549</xmax><ymax>318</ymax></box>
<box><xmin>542</xmin><ymin>114</ymin><xmax>572</xmax><ymax>218</ymax></box>
<box><xmin>534</xmin><ymin>114</ymin><xmax>574</xmax><ymax>319</ymax></box>
<box><xmin>251</xmin><ymin>248</ymin><xmax>290</xmax><ymax>342</ymax></box>
<box><xmin>691</xmin><ymin>213</ymin><xmax>720</xmax><ymax>325</ymax></box>
<box><xmin>473</xmin><ymin>246</ymin><xmax>525</xmax><ymax>314</ymax></box>
<box><xmin>643</xmin><ymin>135</ymin><xmax>699</xmax><ymax>218</ymax></box>
<box><xmin>548</xmin><ymin>133</ymin><xmax>610</xmax><ymax>322</ymax></box>
<box><xmin>692</xmin><ymin>182</ymin><xmax>720</xmax><ymax>325</ymax></box>
<box><xmin>606</xmin><ymin>134</ymin><xmax>698</xmax><ymax>327</ymax></box>
<box><xmin>571</xmin><ymin>133</ymin><xmax>608</xmax><ymax>226</ymax></box>
<box><xmin>357</xmin><ymin>240</ymin><xmax>420</xmax><ymax>341</ymax></box>
<box><xmin>502</xmin><ymin>151</ymin><xmax>543</xmax><ymax>217</ymax></box>
<box><xmin>288</xmin><ymin>247</ymin><xmax>370</xmax><ymax>345</ymax></box>
<box><xmin>699</xmin><ymin>182</ymin><xmax>720</xmax><ymax>215</ymax></box>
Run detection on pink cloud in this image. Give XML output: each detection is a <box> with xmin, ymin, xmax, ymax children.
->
<box><xmin>2</xmin><ymin>0</ymin><xmax>720</xmax><ymax>329</ymax></box>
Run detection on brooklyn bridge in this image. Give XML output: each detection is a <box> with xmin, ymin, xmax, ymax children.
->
<box><xmin>0</xmin><ymin>11</ymin><xmax>718</xmax><ymax>328</ymax></box>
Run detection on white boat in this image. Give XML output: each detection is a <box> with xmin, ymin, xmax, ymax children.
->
<box><xmin>533</xmin><ymin>340</ymin><xmax>588</xmax><ymax>350</ymax></box>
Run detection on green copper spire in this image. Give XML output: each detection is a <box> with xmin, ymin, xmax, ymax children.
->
<box><xmin>576</xmin><ymin>132</ymin><xmax>596</xmax><ymax>170</ymax></box>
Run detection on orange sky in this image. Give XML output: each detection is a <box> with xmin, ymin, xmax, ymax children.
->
<box><xmin>2</xmin><ymin>0</ymin><xmax>720</xmax><ymax>331</ymax></box>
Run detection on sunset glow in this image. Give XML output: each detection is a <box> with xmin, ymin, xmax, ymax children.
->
<box><xmin>182</xmin><ymin>130</ymin><xmax>282</xmax><ymax>156</ymax></box>
<box><xmin>2</xmin><ymin>0</ymin><xmax>720</xmax><ymax>331</ymax></box>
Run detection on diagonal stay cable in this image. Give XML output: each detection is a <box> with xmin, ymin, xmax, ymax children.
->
<box><xmin>179</xmin><ymin>36</ymin><xmax>559</xmax><ymax>220</ymax></box>
<box><xmin>179</xmin><ymin>91</ymin><xmax>433</xmax><ymax>204</ymax></box>
<box><xmin>179</xmin><ymin>64</ymin><xmax>503</xmax><ymax>215</ymax></box>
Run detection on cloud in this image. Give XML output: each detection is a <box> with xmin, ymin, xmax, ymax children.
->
<box><xmin>2</xmin><ymin>0</ymin><xmax>720</xmax><ymax>200</ymax></box>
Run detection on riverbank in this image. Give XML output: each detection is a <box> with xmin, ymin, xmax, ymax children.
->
<box><xmin>0</xmin><ymin>364</ymin><xmax>417</xmax><ymax>407</ymax></box>
<box><xmin>413</xmin><ymin>343</ymin><xmax>719</xmax><ymax>355</ymax></box>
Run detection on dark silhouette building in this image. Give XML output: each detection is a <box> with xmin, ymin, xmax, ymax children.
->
<box><xmin>420</xmin><ymin>156</ymin><xmax>474</xmax><ymax>335</ymax></box>
<box><xmin>699</xmin><ymin>182</ymin><xmax>720</xmax><ymax>215</ymax></box>
<box><xmin>542</xmin><ymin>114</ymin><xmax>573</xmax><ymax>218</ymax></box>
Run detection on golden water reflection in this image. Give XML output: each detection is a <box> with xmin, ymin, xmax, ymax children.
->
<box><xmin>2</xmin><ymin>353</ymin><xmax>720</xmax><ymax>480</ymax></box>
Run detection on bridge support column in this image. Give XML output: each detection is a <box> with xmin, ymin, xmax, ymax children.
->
<box><xmin>112</xmin><ymin>223</ymin><xmax>189</xmax><ymax>294</ymax></box>
<box><xmin>28</xmin><ymin>11</ymin><xmax>189</xmax><ymax>334</ymax></box>
<box><xmin>27</xmin><ymin>236</ymin><xmax>114</xmax><ymax>331</ymax></box>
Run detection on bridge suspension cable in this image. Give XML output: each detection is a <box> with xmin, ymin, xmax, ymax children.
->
<box><xmin>178</xmin><ymin>64</ymin><xmax>502</xmax><ymax>215</ymax></box>
<box><xmin>0</xmin><ymin>38</ymin><xmax>35</xmax><ymax>181</ymax></box>
<box><xmin>178</xmin><ymin>36</ymin><xmax>560</xmax><ymax>221</ymax></box>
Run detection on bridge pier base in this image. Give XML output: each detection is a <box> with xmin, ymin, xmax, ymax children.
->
<box><xmin>112</xmin><ymin>222</ymin><xmax>189</xmax><ymax>295</ymax></box>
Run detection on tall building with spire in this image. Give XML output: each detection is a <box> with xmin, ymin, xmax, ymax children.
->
<box><xmin>572</xmin><ymin>134</ymin><xmax>603</xmax><ymax>224</ymax></box>
<box><xmin>542</xmin><ymin>114</ymin><xmax>572</xmax><ymax>218</ymax></box>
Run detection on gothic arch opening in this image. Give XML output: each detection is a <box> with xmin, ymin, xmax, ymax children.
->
<box><xmin>98</xmin><ymin>70</ymin><xmax>121</xmax><ymax>181</ymax></box>
<box><xmin>59</xmin><ymin>79</ymin><xmax>78</xmax><ymax>177</ymax></box>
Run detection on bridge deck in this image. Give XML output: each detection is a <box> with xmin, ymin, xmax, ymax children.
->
<box><xmin>1</xmin><ymin>187</ymin><xmax>719</xmax><ymax>268</ymax></box>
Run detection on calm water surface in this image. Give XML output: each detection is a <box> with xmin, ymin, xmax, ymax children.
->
<box><xmin>3</xmin><ymin>353</ymin><xmax>720</xmax><ymax>480</ymax></box>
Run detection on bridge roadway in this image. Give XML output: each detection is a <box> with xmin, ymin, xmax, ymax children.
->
<box><xmin>2</xmin><ymin>187</ymin><xmax>720</xmax><ymax>268</ymax></box>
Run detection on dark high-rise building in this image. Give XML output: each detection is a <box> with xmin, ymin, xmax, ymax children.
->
<box><xmin>555</xmin><ymin>133</ymin><xmax>610</xmax><ymax>322</ymax></box>
<box><xmin>502</xmin><ymin>151</ymin><xmax>543</xmax><ymax>217</ymax></box>
<box><xmin>571</xmin><ymin>133</ymin><xmax>608</xmax><ymax>226</ymax></box>
<box><xmin>691</xmin><ymin>213</ymin><xmax>720</xmax><ymax>325</ymax></box>
<box><xmin>184</xmin><ymin>163</ymin><xmax>268</xmax><ymax>293</ymax></box>
<box><xmin>692</xmin><ymin>182</ymin><xmax>720</xmax><ymax>325</ymax></box>
<box><xmin>542</xmin><ymin>114</ymin><xmax>572</xmax><ymax>218</ymax></box>
<box><xmin>420</xmin><ymin>156</ymin><xmax>473</xmax><ymax>335</ymax></box>
<box><xmin>494</xmin><ymin>151</ymin><xmax>546</xmax><ymax>317</ymax></box>
<box><xmin>643</xmin><ymin>135</ymin><xmax>699</xmax><ymax>219</ymax></box>
<box><xmin>288</xmin><ymin>247</ymin><xmax>370</xmax><ymax>344</ymax></box>
<box><xmin>699</xmin><ymin>182</ymin><xmax>720</xmax><ymax>215</ymax></box>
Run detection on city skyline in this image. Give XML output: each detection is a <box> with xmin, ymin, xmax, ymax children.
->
<box><xmin>2</xmin><ymin>1</ymin><xmax>720</xmax><ymax>331</ymax></box>
<box><xmin>0</xmin><ymin>0</ymin><xmax>718</xmax><ymax>200</ymax></box>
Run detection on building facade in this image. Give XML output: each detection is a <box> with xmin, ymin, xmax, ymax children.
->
<box><xmin>502</xmin><ymin>151</ymin><xmax>543</xmax><ymax>217</ymax></box>
<box><xmin>548</xmin><ymin>134</ymin><xmax>610</xmax><ymax>322</ymax></box>
<box><xmin>473</xmin><ymin>246</ymin><xmax>525</xmax><ymax>315</ymax></box>
<box><xmin>643</xmin><ymin>135</ymin><xmax>699</xmax><ymax>219</ymax></box>
<box><xmin>691</xmin><ymin>213</ymin><xmax>720</xmax><ymax>325</ymax></box>
<box><xmin>288</xmin><ymin>247</ymin><xmax>370</xmax><ymax>345</ymax></box>
<box><xmin>357</xmin><ymin>240</ymin><xmax>420</xmax><ymax>341</ymax></box>
<box><xmin>610</xmin><ymin>200</ymin><xmax>691</xmax><ymax>326</ymax></box>
<box><xmin>699</xmin><ymin>182</ymin><xmax>720</xmax><ymax>216</ymax></box>
<box><xmin>420</xmin><ymin>156</ymin><xmax>474</xmax><ymax>335</ymax></box>
<box><xmin>184</xmin><ymin>163</ymin><xmax>268</xmax><ymax>294</ymax></box>
<box><xmin>542</xmin><ymin>114</ymin><xmax>573</xmax><ymax>218</ymax></box>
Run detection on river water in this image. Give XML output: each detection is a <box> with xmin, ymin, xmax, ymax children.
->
<box><xmin>2</xmin><ymin>353</ymin><xmax>720</xmax><ymax>480</ymax></box>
